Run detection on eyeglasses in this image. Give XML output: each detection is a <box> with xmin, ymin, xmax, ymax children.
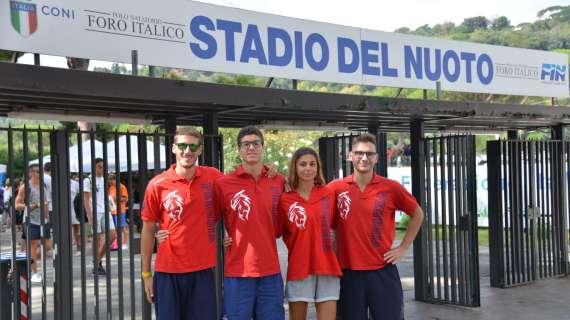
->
<box><xmin>352</xmin><ymin>151</ymin><xmax>377</xmax><ymax>158</ymax></box>
<box><xmin>239</xmin><ymin>140</ymin><xmax>263</xmax><ymax>149</ymax></box>
<box><xmin>177</xmin><ymin>143</ymin><xmax>201</xmax><ymax>152</ymax></box>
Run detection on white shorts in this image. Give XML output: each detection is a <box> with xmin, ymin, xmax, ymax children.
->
<box><xmin>94</xmin><ymin>213</ymin><xmax>115</xmax><ymax>234</ymax></box>
<box><xmin>286</xmin><ymin>275</ymin><xmax>340</xmax><ymax>303</ymax></box>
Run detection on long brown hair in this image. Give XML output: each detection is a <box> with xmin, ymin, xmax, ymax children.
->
<box><xmin>287</xmin><ymin>147</ymin><xmax>326</xmax><ymax>190</ymax></box>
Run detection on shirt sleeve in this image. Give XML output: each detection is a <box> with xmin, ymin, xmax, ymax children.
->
<box><xmin>83</xmin><ymin>177</ymin><xmax>93</xmax><ymax>193</ymax></box>
<box><xmin>213</xmin><ymin>179</ymin><xmax>225</xmax><ymax>222</ymax></box>
<box><xmin>394</xmin><ymin>182</ymin><xmax>420</xmax><ymax>216</ymax></box>
<box><xmin>141</xmin><ymin>183</ymin><xmax>160</xmax><ymax>222</ymax></box>
<box><xmin>276</xmin><ymin>195</ymin><xmax>287</xmax><ymax>238</ymax></box>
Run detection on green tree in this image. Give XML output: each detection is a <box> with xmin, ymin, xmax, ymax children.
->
<box><xmin>458</xmin><ymin>16</ymin><xmax>489</xmax><ymax>33</ymax></box>
<box><xmin>491</xmin><ymin>16</ymin><xmax>511</xmax><ymax>30</ymax></box>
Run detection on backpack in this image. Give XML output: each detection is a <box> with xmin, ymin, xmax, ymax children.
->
<box><xmin>73</xmin><ymin>192</ymin><xmax>88</xmax><ymax>223</ymax></box>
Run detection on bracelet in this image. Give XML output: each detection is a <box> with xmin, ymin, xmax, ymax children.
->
<box><xmin>141</xmin><ymin>271</ymin><xmax>152</xmax><ymax>279</ymax></box>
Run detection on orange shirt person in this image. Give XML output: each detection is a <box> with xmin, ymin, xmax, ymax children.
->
<box><xmin>108</xmin><ymin>174</ymin><xmax>128</xmax><ymax>249</ymax></box>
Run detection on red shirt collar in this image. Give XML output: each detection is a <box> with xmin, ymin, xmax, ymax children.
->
<box><xmin>235</xmin><ymin>164</ymin><xmax>268</xmax><ymax>177</ymax></box>
<box><xmin>165</xmin><ymin>164</ymin><xmax>202</xmax><ymax>181</ymax></box>
<box><xmin>345</xmin><ymin>174</ymin><xmax>382</xmax><ymax>184</ymax></box>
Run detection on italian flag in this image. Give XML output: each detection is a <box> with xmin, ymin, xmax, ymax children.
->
<box><xmin>10</xmin><ymin>1</ymin><xmax>37</xmax><ymax>37</ymax></box>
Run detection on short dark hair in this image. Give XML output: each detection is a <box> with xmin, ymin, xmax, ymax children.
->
<box><xmin>43</xmin><ymin>162</ymin><xmax>51</xmax><ymax>172</ymax></box>
<box><xmin>174</xmin><ymin>126</ymin><xmax>203</xmax><ymax>145</ymax></box>
<box><xmin>95</xmin><ymin>158</ymin><xmax>104</xmax><ymax>165</ymax></box>
<box><xmin>29</xmin><ymin>163</ymin><xmax>39</xmax><ymax>170</ymax></box>
<box><xmin>237</xmin><ymin>126</ymin><xmax>264</xmax><ymax>147</ymax></box>
<box><xmin>352</xmin><ymin>133</ymin><xmax>377</xmax><ymax>148</ymax></box>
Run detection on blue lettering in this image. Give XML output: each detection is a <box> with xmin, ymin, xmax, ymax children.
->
<box><xmin>189</xmin><ymin>16</ymin><xmax>217</xmax><ymax>59</ymax></box>
<box><xmin>424</xmin><ymin>48</ymin><xmax>441</xmax><ymax>81</ymax></box>
<box><xmin>267</xmin><ymin>27</ymin><xmax>292</xmax><ymax>67</ymax></box>
<box><xmin>404</xmin><ymin>45</ymin><xmax>422</xmax><ymax>79</ymax></box>
<box><xmin>216</xmin><ymin>19</ymin><xmax>242</xmax><ymax>61</ymax></box>
<box><xmin>460</xmin><ymin>52</ymin><xmax>476</xmax><ymax>83</ymax></box>
<box><xmin>294</xmin><ymin>31</ymin><xmax>304</xmax><ymax>69</ymax></box>
<box><xmin>381</xmin><ymin>43</ymin><xmax>398</xmax><ymax>77</ymax></box>
<box><xmin>338</xmin><ymin>37</ymin><xmax>359</xmax><ymax>73</ymax></box>
<box><xmin>240</xmin><ymin>24</ymin><xmax>267</xmax><ymax>65</ymax></box>
<box><xmin>477</xmin><ymin>54</ymin><xmax>493</xmax><ymax>85</ymax></box>
<box><xmin>305</xmin><ymin>33</ymin><xmax>329</xmax><ymax>71</ymax></box>
<box><xmin>361</xmin><ymin>40</ymin><xmax>380</xmax><ymax>76</ymax></box>
<box><xmin>442</xmin><ymin>50</ymin><xmax>460</xmax><ymax>82</ymax></box>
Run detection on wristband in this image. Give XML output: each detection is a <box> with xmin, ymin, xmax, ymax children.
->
<box><xmin>141</xmin><ymin>271</ymin><xmax>152</xmax><ymax>279</ymax></box>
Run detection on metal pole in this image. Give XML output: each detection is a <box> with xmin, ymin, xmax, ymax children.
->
<box><xmin>436</xmin><ymin>81</ymin><xmax>441</xmax><ymax>100</ymax></box>
<box><xmin>202</xmin><ymin>112</ymin><xmax>223</xmax><ymax>319</ymax></box>
<box><xmin>132</xmin><ymin>50</ymin><xmax>138</xmax><ymax>76</ymax></box>
<box><xmin>411</xmin><ymin>119</ymin><xmax>428</xmax><ymax>301</ymax></box>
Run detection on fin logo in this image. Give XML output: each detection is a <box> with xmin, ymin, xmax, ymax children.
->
<box><xmin>541</xmin><ymin>64</ymin><xmax>567</xmax><ymax>82</ymax></box>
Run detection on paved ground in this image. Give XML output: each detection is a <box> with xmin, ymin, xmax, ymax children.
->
<box><xmin>1</xmin><ymin>229</ymin><xmax>569</xmax><ymax>319</ymax></box>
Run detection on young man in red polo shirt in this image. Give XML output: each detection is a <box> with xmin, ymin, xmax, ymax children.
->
<box><xmin>141</xmin><ymin>126</ymin><xmax>222</xmax><ymax>319</ymax></box>
<box><xmin>329</xmin><ymin>133</ymin><xmax>424</xmax><ymax>320</ymax></box>
<box><xmin>214</xmin><ymin>126</ymin><xmax>286</xmax><ymax>320</ymax></box>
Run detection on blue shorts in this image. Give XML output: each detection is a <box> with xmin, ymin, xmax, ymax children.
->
<box><xmin>223</xmin><ymin>273</ymin><xmax>285</xmax><ymax>320</ymax></box>
<box><xmin>112</xmin><ymin>213</ymin><xmax>127</xmax><ymax>228</ymax></box>
<box><xmin>21</xmin><ymin>223</ymin><xmax>51</xmax><ymax>240</ymax></box>
<box><xmin>153</xmin><ymin>268</ymin><xmax>217</xmax><ymax>320</ymax></box>
<box><xmin>339</xmin><ymin>264</ymin><xmax>404</xmax><ymax>320</ymax></box>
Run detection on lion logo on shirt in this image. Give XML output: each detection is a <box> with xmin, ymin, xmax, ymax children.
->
<box><xmin>164</xmin><ymin>190</ymin><xmax>184</xmax><ymax>221</ymax></box>
<box><xmin>230</xmin><ymin>190</ymin><xmax>252</xmax><ymax>221</ymax></box>
<box><xmin>337</xmin><ymin>191</ymin><xmax>351</xmax><ymax>220</ymax></box>
<box><xmin>288</xmin><ymin>202</ymin><xmax>307</xmax><ymax>229</ymax></box>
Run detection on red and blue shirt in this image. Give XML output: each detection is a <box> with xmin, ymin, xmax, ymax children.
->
<box><xmin>279</xmin><ymin>185</ymin><xmax>342</xmax><ymax>281</ymax></box>
<box><xmin>142</xmin><ymin>165</ymin><xmax>223</xmax><ymax>273</ymax></box>
<box><xmin>214</xmin><ymin>165</ymin><xmax>285</xmax><ymax>277</ymax></box>
<box><xmin>328</xmin><ymin>174</ymin><xmax>419</xmax><ymax>270</ymax></box>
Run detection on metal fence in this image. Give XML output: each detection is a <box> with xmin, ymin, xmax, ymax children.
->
<box><xmin>487</xmin><ymin>140</ymin><xmax>569</xmax><ymax>288</ymax></box>
<box><xmin>418</xmin><ymin>135</ymin><xmax>480</xmax><ymax>306</ymax></box>
<box><xmin>0</xmin><ymin>127</ymin><xmax>223</xmax><ymax>320</ymax></box>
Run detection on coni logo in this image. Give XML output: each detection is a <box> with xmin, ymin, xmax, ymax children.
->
<box><xmin>10</xmin><ymin>0</ymin><xmax>38</xmax><ymax>37</ymax></box>
<box><xmin>540</xmin><ymin>63</ymin><xmax>567</xmax><ymax>82</ymax></box>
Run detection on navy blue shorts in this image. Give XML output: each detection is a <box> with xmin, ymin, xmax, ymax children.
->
<box><xmin>223</xmin><ymin>273</ymin><xmax>285</xmax><ymax>320</ymax></box>
<box><xmin>153</xmin><ymin>268</ymin><xmax>217</xmax><ymax>320</ymax></box>
<box><xmin>339</xmin><ymin>264</ymin><xmax>404</xmax><ymax>320</ymax></box>
<box><xmin>21</xmin><ymin>223</ymin><xmax>51</xmax><ymax>240</ymax></box>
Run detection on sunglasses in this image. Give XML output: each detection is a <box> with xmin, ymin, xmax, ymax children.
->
<box><xmin>177</xmin><ymin>143</ymin><xmax>201</xmax><ymax>152</ymax></box>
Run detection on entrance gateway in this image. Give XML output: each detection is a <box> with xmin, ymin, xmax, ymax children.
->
<box><xmin>0</xmin><ymin>0</ymin><xmax>569</xmax><ymax>318</ymax></box>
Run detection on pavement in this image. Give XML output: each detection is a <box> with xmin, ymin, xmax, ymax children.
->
<box><xmin>1</xmin><ymin>228</ymin><xmax>569</xmax><ymax>319</ymax></box>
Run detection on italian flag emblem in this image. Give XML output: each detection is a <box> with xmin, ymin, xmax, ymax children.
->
<box><xmin>10</xmin><ymin>1</ymin><xmax>38</xmax><ymax>37</ymax></box>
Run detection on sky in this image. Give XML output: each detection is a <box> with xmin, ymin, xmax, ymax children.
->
<box><xmin>18</xmin><ymin>0</ymin><xmax>569</xmax><ymax>68</ymax></box>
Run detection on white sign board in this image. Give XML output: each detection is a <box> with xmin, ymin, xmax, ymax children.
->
<box><xmin>1</xmin><ymin>0</ymin><xmax>568</xmax><ymax>97</ymax></box>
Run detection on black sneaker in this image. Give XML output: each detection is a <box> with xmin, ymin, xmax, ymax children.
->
<box><xmin>92</xmin><ymin>264</ymin><xmax>106</xmax><ymax>276</ymax></box>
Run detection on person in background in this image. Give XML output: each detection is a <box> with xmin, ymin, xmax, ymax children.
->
<box><xmin>109</xmin><ymin>173</ymin><xmax>129</xmax><ymax>250</ymax></box>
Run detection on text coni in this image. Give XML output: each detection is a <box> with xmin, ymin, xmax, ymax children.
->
<box><xmin>87</xmin><ymin>13</ymin><xmax>184</xmax><ymax>40</ymax></box>
<box><xmin>189</xmin><ymin>15</ymin><xmax>494</xmax><ymax>84</ymax></box>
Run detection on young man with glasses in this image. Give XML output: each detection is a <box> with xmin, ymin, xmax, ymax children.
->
<box><xmin>328</xmin><ymin>133</ymin><xmax>424</xmax><ymax>320</ymax></box>
<box><xmin>83</xmin><ymin>158</ymin><xmax>116</xmax><ymax>276</ymax></box>
<box><xmin>141</xmin><ymin>126</ymin><xmax>223</xmax><ymax>319</ymax></box>
<box><xmin>214</xmin><ymin>126</ymin><xmax>286</xmax><ymax>320</ymax></box>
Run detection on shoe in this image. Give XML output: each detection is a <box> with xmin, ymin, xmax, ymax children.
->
<box><xmin>31</xmin><ymin>273</ymin><xmax>42</xmax><ymax>283</ymax></box>
<box><xmin>121</xmin><ymin>244</ymin><xmax>128</xmax><ymax>250</ymax></box>
<box><xmin>73</xmin><ymin>251</ymin><xmax>82</xmax><ymax>257</ymax></box>
<box><xmin>92</xmin><ymin>264</ymin><xmax>106</xmax><ymax>276</ymax></box>
<box><xmin>110</xmin><ymin>239</ymin><xmax>118</xmax><ymax>251</ymax></box>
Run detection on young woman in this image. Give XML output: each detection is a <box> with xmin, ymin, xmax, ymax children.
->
<box><xmin>278</xmin><ymin>147</ymin><xmax>341</xmax><ymax>320</ymax></box>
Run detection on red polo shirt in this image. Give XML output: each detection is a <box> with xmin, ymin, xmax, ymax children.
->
<box><xmin>279</xmin><ymin>185</ymin><xmax>342</xmax><ymax>281</ymax></box>
<box><xmin>328</xmin><ymin>174</ymin><xmax>419</xmax><ymax>270</ymax></box>
<box><xmin>142</xmin><ymin>165</ymin><xmax>223</xmax><ymax>273</ymax></box>
<box><xmin>214</xmin><ymin>165</ymin><xmax>285</xmax><ymax>277</ymax></box>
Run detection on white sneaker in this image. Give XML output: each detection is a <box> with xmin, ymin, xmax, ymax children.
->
<box><xmin>73</xmin><ymin>251</ymin><xmax>82</xmax><ymax>257</ymax></box>
<box><xmin>31</xmin><ymin>273</ymin><xmax>42</xmax><ymax>283</ymax></box>
<box><xmin>121</xmin><ymin>244</ymin><xmax>128</xmax><ymax>250</ymax></box>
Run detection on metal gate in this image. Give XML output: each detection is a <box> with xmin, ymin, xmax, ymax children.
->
<box><xmin>0</xmin><ymin>127</ymin><xmax>224</xmax><ymax>319</ymax></box>
<box><xmin>418</xmin><ymin>135</ymin><xmax>480</xmax><ymax>306</ymax></box>
<box><xmin>487</xmin><ymin>140</ymin><xmax>569</xmax><ymax>288</ymax></box>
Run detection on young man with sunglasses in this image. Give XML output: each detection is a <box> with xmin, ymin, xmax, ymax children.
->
<box><xmin>141</xmin><ymin>126</ymin><xmax>223</xmax><ymax>320</ymax></box>
<box><xmin>328</xmin><ymin>133</ymin><xmax>424</xmax><ymax>320</ymax></box>
<box><xmin>214</xmin><ymin>126</ymin><xmax>286</xmax><ymax>320</ymax></box>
